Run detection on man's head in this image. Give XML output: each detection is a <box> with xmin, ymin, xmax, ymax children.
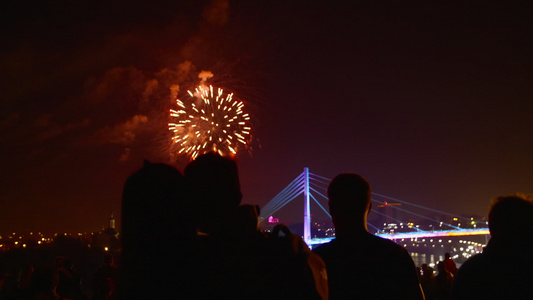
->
<box><xmin>328</xmin><ymin>173</ymin><xmax>371</xmax><ymax>229</ymax></box>
<box><xmin>184</xmin><ymin>152</ymin><xmax>242</xmax><ymax>233</ymax></box>
<box><xmin>488</xmin><ymin>193</ymin><xmax>533</xmax><ymax>238</ymax></box>
<box><xmin>122</xmin><ymin>160</ymin><xmax>193</xmax><ymax>241</ymax></box>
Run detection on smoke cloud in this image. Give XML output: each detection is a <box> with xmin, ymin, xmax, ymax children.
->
<box><xmin>203</xmin><ymin>0</ymin><xmax>230</xmax><ymax>25</ymax></box>
<box><xmin>94</xmin><ymin>114</ymin><xmax>148</xmax><ymax>146</ymax></box>
<box><xmin>198</xmin><ymin>70</ymin><xmax>214</xmax><ymax>85</ymax></box>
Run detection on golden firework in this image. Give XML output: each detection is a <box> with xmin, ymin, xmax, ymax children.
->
<box><xmin>169</xmin><ymin>85</ymin><xmax>251</xmax><ymax>159</ymax></box>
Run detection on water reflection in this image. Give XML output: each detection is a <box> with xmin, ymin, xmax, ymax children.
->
<box><xmin>410</xmin><ymin>253</ymin><xmax>445</xmax><ymax>268</ymax></box>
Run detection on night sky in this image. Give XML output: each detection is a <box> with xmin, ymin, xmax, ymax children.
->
<box><xmin>1</xmin><ymin>0</ymin><xmax>531</xmax><ymax>235</ymax></box>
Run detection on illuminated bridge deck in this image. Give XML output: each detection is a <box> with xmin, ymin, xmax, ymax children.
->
<box><xmin>309</xmin><ymin>228</ymin><xmax>490</xmax><ymax>246</ymax></box>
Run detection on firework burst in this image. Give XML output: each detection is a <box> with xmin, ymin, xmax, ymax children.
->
<box><xmin>169</xmin><ymin>85</ymin><xmax>251</xmax><ymax>159</ymax></box>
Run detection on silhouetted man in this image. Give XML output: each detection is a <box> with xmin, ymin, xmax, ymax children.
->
<box><xmin>313</xmin><ymin>173</ymin><xmax>424</xmax><ymax>299</ymax></box>
<box><xmin>452</xmin><ymin>194</ymin><xmax>533</xmax><ymax>299</ymax></box>
<box><xmin>185</xmin><ymin>152</ymin><xmax>327</xmax><ymax>299</ymax></box>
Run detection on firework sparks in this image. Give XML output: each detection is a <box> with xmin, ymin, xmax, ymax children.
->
<box><xmin>169</xmin><ymin>85</ymin><xmax>252</xmax><ymax>159</ymax></box>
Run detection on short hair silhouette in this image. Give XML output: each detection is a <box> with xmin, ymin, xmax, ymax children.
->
<box><xmin>314</xmin><ymin>173</ymin><xmax>424</xmax><ymax>299</ymax></box>
<box><xmin>122</xmin><ymin>160</ymin><xmax>189</xmax><ymax>238</ymax></box>
<box><xmin>121</xmin><ymin>160</ymin><xmax>191</xmax><ymax>299</ymax></box>
<box><xmin>328</xmin><ymin>173</ymin><xmax>371</xmax><ymax>218</ymax></box>
<box><xmin>451</xmin><ymin>193</ymin><xmax>533</xmax><ymax>299</ymax></box>
<box><xmin>185</xmin><ymin>152</ymin><xmax>242</xmax><ymax>208</ymax></box>
<box><xmin>184</xmin><ymin>152</ymin><xmax>241</xmax><ymax>234</ymax></box>
<box><xmin>488</xmin><ymin>193</ymin><xmax>533</xmax><ymax>237</ymax></box>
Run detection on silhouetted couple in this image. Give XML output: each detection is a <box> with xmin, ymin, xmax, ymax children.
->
<box><xmin>120</xmin><ymin>153</ymin><xmax>327</xmax><ymax>299</ymax></box>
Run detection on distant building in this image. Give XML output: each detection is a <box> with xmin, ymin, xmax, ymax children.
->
<box><xmin>103</xmin><ymin>213</ymin><xmax>119</xmax><ymax>238</ymax></box>
<box><xmin>92</xmin><ymin>213</ymin><xmax>120</xmax><ymax>251</ymax></box>
<box><xmin>268</xmin><ymin>215</ymin><xmax>280</xmax><ymax>224</ymax></box>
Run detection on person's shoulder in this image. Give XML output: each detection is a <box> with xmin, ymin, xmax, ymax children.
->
<box><xmin>453</xmin><ymin>253</ymin><xmax>489</xmax><ymax>287</ymax></box>
<box><xmin>452</xmin><ymin>253</ymin><xmax>491</xmax><ymax>299</ymax></box>
<box><xmin>366</xmin><ymin>234</ymin><xmax>410</xmax><ymax>254</ymax></box>
<box><xmin>455</xmin><ymin>252</ymin><xmax>488</xmax><ymax>278</ymax></box>
<box><xmin>314</xmin><ymin>234</ymin><xmax>408</xmax><ymax>252</ymax></box>
<box><xmin>312</xmin><ymin>239</ymin><xmax>337</xmax><ymax>257</ymax></box>
<box><xmin>459</xmin><ymin>252</ymin><xmax>487</xmax><ymax>269</ymax></box>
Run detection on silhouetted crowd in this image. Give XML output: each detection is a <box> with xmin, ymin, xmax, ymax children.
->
<box><xmin>0</xmin><ymin>254</ymin><xmax>116</xmax><ymax>300</ymax></box>
<box><xmin>1</xmin><ymin>152</ymin><xmax>532</xmax><ymax>299</ymax></box>
<box><xmin>417</xmin><ymin>254</ymin><xmax>456</xmax><ymax>300</ymax></box>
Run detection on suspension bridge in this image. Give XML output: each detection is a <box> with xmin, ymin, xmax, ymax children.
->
<box><xmin>259</xmin><ymin>168</ymin><xmax>490</xmax><ymax>246</ymax></box>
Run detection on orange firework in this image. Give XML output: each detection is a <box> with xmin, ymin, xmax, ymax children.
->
<box><xmin>169</xmin><ymin>85</ymin><xmax>251</xmax><ymax>159</ymax></box>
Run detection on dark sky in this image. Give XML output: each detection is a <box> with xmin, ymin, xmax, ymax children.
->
<box><xmin>1</xmin><ymin>0</ymin><xmax>531</xmax><ymax>235</ymax></box>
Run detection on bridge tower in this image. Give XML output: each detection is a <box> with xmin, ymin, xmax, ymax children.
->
<box><xmin>303</xmin><ymin>167</ymin><xmax>311</xmax><ymax>245</ymax></box>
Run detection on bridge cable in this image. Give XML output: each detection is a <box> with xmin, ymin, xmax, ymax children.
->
<box><xmin>309</xmin><ymin>186</ymin><xmax>328</xmax><ymax>202</ymax></box>
<box><xmin>371</xmin><ymin>199</ymin><xmax>462</xmax><ymax>230</ymax></box>
<box><xmin>261</xmin><ymin>184</ymin><xmax>305</xmax><ymax>219</ymax></box>
<box><xmin>309</xmin><ymin>193</ymin><xmax>331</xmax><ymax>218</ymax></box>
<box><xmin>309</xmin><ymin>173</ymin><xmax>331</xmax><ymax>183</ymax></box>
<box><xmin>260</xmin><ymin>172</ymin><xmax>305</xmax><ymax>217</ymax></box>
<box><xmin>307</xmin><ymin>174</ymin><xmax>474</xmax><ymax>223</ymax></box>
<box><xmin>309</xmin><ymin>177</ymin><xmax>331</xmax><ymax>187</ymax></box>
<box><xmin>262</xmin><ymin>179</ymin><xmax>304</xmax><ymax>213</ymax></box>
<box><xmin>371</xmin><ymin>192</ymin><xmax>477</xmax><ymax>222</ymax></box>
